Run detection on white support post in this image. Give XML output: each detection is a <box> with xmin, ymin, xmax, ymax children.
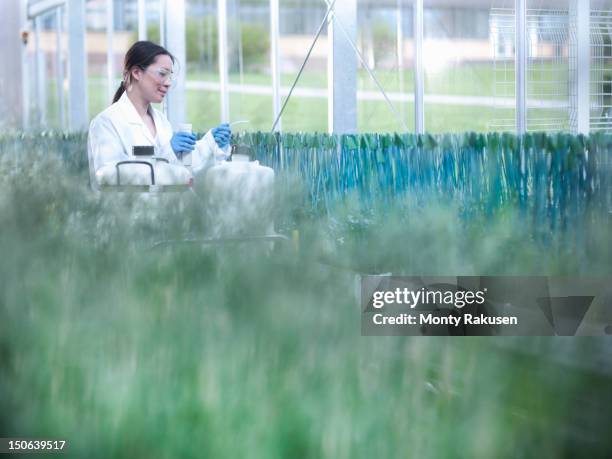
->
<box><xmin>573</xmin><ymin>0</ymin><xmax>590</xmax><ymax>135</ymax></box>
<box><xmin>1</xmin><ymin>0</ymin><xmax>25</xmax><ymax>129</ymax></box>
<box><xmin>159</xmin><ymin>0</ymin><xmax>166</xmax><ymax>47</ymax></box>
<box><xmin>327</xmin><ymin>0</ymin><xmax>357</xmax><ymax>134</ymax></box>
<box><xmin>515</xmin><ymin>0</ymin><xmax>527</xmax><ymax>134</ymax></box>
<box><xmin>35</xmin><ymin>15</ymin><xmax>47</xmax><ymax>127</ymax></box>
<box><xmin>138</xmin><ymin>0</ymin><xmax>147</xmax><ymax>41</ymax></box>
<box><xmin>56</xmin><ymin>7</ymin><xmax>65</xmax><ymax>129</ymax></box>
<box><xmin>106</xmin><ymin>0</ymin><xmax>114</xmax><ymax>105</ymax></box>
<box><xmin>67</xmin><ymin>0</ymin><xmax>88</xmax><ymax>131</ymax></box>
<box><xmin>21</xmin><ymin>2</ymin><xmax>30</xmax><ymax>129</ymax></box>
<box><xmin>414</xmin><ymin>0</ymin><xmax>424</xmax><ymax>134</ymax></box>
<box><xmin>166</xmin><ymin>0</ymin><xmax>186</xmax><ymax>127</ymax></box>
<box><xmin>396</xmin><ymin>0</ymin><xmax>405</xmax><ymax>124</ymax></box>
<box><xmin>270</xmin><ymin>0</ymin><xmax>281</xmax><ymax>132</ymax></box>
<box><xmin>218</xmin><ymin>0</ymin><xmax>230</xmax><ymax>123</ymax></box>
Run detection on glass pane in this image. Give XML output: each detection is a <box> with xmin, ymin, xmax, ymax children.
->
<box><xmin>228</xmin><ymin>0</ymin><xmax>272</xmax><ymax>133</ymax></box>
<box><xmin>526</xmin><ymin>0</ymin><xmax>571</xmax><ymax>132</ymax></box>
<box><xmin>423</xmin><ymin>0</ymin><xmax>515</xmax><ymax>133</ymax></box>
<box><xmin>38</xmin><ymin>11</ymin><xmax>64</xmax><ymax>129</ymax></box>
<box><xmin>186</xmin><ymin>0</ymin><xmax>221</xmax><ymax>132</ymax></box>
<box><xmin>489</xmin><ymin>1</ymin><xmax>516</xmax><ymax>131</ymax></box>
<box><xmin>186</xmin><ymin>0</ymin><xmax>276</xmax><ymax>133</ymax></box>
<box><xmin>85</xmin><ymin>0</ymin><xmax>142</xmax><ymax>119</ymax></box>
<box><xmin>85</xmin><ymin>0</ymin><xmax>107</xmax><ymax>120</ymax></box>
<box><xmin>279</xmin><ymin>0</ymin><xmax>328</xmax><ymax>132</ymax></box>
<box><xmin>357</xmin><ymin>0</ymin><xmax>415</xmax><ymax>133</ymax></box>
<box><xmin>589</xmin><ymin>0</ymin><xmax>612</xmax><ymax>132</ymax></box>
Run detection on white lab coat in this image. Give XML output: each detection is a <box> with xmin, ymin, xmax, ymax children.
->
<box><xmin>87</xmin><ymin>91</ymin><xmax>225</xmax><ymax>189</ymax></box>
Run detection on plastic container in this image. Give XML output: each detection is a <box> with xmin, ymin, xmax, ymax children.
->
<box><xmin>199</xmin><ymin>161</ymin><xmax>275</xmax><ymax>237</ymax></box>
<box><xmin>178</xmin><ymin>123</ymin><xmax>193</xmax><ymax>167</ymax></box>
<box><xmin>232</xmin><ymin>154</ymin><xmax>249</xmax><ymax>162</ymax></box>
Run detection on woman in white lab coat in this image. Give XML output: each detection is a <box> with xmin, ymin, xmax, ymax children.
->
<box><xmin>87</xmin><ymin>41</ymin><xmax>231</xmax><ymax>189</ymax></box>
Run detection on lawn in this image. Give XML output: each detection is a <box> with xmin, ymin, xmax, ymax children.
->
<box><xmin>187</xmin><ymin>61</ymin><xmax>570</xmax><ymax>99</ymax></box>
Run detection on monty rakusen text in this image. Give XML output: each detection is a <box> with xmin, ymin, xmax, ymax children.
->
<box><xmin>369</xmin><ymin>287</ymin><xmax>518</xmax><ymax>326</ymax></box>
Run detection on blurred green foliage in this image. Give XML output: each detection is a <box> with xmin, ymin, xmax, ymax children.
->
<box><xmin>0</xmin><ymin>132</ymin><xmax>611</xmax><ymax>458</ymax></box>
<box><xmin>371</xmin><ymin>21</ymin><xmax>396</xmax><ymax>67</ymax></box>
<box><xmin>135</xmin><ymin>20</ymin><xmax>269</xmax><ymax>72</ymax></box>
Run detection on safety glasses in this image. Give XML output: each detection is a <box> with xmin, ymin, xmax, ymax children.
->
<box><xmin>146</xmin><ymin>66</ymin><xmax>177</xmax><ymax>87</ymax></box>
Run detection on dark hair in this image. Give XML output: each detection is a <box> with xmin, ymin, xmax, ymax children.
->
<box><xmin>112</xmin><ymin>41</ymin><xmax>175</xmax><ymax>103</ymax></box>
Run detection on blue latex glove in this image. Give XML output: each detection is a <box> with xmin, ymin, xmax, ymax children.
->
<box><xmin>170</xmin><ymin>132</ymin><xmax>196</xmax><ymax>157</ymax></box>
<box><xmin>212</xmin><ymin>123</ymin><xmax>232</xmax><ymax>148</ymax></box>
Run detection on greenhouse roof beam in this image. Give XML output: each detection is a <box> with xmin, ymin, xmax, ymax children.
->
<box><xmin>28</xmin><ymin>0</ymin><xmax>65</xmax><ymax>19</ymax></box>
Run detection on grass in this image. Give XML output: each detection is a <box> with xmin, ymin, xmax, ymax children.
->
<box><xmin>182</xmin><ymin>92</ymin><xmax>513</xmax><ymax>133</ymax></box>
<box><xmin>1</xmin><ymin>133</ymin><xmax>611</xmax><ymax>457</ymax></box>
<box><xmin>187</xmin><ymin>61</ymin><xmax>570</xmax><ymax>98</ymax></box>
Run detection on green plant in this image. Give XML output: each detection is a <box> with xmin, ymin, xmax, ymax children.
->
<box><xmin>238</xmin><ymin>22</ymin><xmax>270</xmax><ymax>70</ymax></box>
<box><xmin>370</xmin><ymin>21</ymin><xmax>396</xmax><ymax>65</ymax></box>
<box><xmin>1</xmin><ymin>133</ymin><xmax>612</xmax><ymax>457</ymax></box>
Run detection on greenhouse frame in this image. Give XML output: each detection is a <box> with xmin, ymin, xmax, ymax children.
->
<box><xmin>3</xmin><ymin>0</ymin><xmax>611</xmax><ymax>135</ymax></box>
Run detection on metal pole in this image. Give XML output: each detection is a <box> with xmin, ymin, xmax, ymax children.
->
<box><xmin>35</xmin><ymin>15</ymin><xmax>47</xmax><ymax>127</ymax></box>
<box><xmin>218</xmin><ymin>0</ymin><xmax>230</xmax><ymax>122</ymax></box>
<box><xmin>21</xmin><ymin>1</ymin><xmax>30</xmax><ymax>129</ymax></box>
<box><xmin>327</xmin><ymin>10</ymin><xmax>333</xmax><ymax>133</ymax></box>
<box><xmin>515</xmin><ymin>0</ymin><xmax>527</xmax><ymax>134</ymax></box>
<box><xmin>574</xmin><ymin>0</ymin><xmax>590</xmax><ymax>134</ymax></box>
<box><xmin>1</xmin><ymin>0</ymin><xmax>25</xmax><ymax>129</ymax></box>
<box><xmin>270</xmin><ymin>0</ymin><xmax>281</xmax><ymax>131</ymax></box>
<box><xmin>138</xmin><ymin>0</ymin><xmax>147</xmax><ymax>41</ymax></box>
<box><xmin>106</xmin><ymin>0</ymin><xmax>114</xmax><ymax>105</ymax></box>
<box><xmin>396</xmin><ymin>0</ymin><xmax>405</xmax><ymax>125</ymax></box>
<box><xmin>166</xmin><ymin>0</ymin><xmax>186</xmax><ymax>127</ymax></box>
<box><xmin>414</xmin><ymin>0</ymin><xmax>424</xmax><ymax>134</ymax></box>
<box><xmin>56</xmin><ymin>7</ymin><xmax>65</xmax><ymax>129</ymax></box>
<box><xmin>67</xmin><ymin>0</ymin><xmax>88</xmax><ymax>131</ymax></box>
<box><xmin>327</xmin><ymin>0</ymin><xmax>357</xmax><ymax>134</ymax></box>
<box><xmin>160</xmin><ymin>0</ymin><xmax>166</xmax><ymax>46</ymax></box>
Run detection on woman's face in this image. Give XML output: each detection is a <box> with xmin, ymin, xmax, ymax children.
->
<box><xmin>132</xmin><ymin>54</ymin><xmax>174</xmax><ymax>104</ymax></box>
